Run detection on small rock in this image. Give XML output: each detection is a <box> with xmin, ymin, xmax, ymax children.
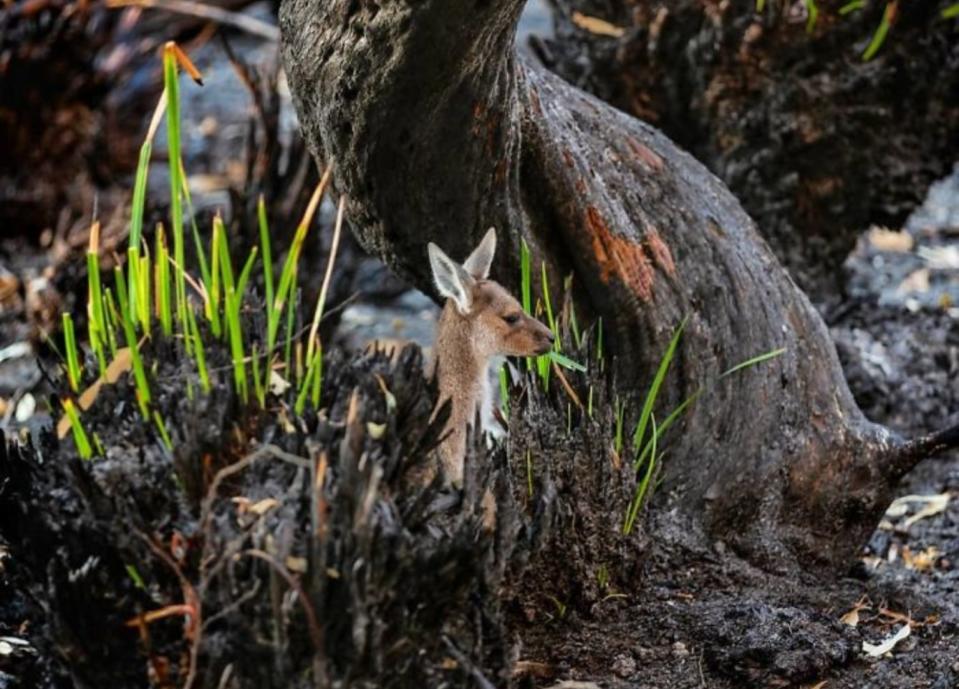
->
<box><xmin>611</xmin><ymin>653</ymin><xmax>636</xmax><ymax>678</ymax></box>
<box><xmin>672</xmin><ymin>641</ymin><xmax>689</xmax><ymax>658</ymax></box>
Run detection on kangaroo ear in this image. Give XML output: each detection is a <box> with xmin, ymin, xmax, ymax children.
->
<box><xmin>429</xmin><ymin>243</ymin><xmax>475</xmax><ymax>314</ymax></box>
<box><xmin>463</xmin><ymin>227</ymin><xmax>496</xmax><ymax>280</ymax></box>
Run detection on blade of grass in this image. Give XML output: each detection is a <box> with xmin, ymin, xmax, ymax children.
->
<box><xmin>258</xmin><ymin>195</ymin><xmax>274</xmax><ymax>313</ymax></box>
<box><xmin>268</xmin><ymin>167</ymin><xmax>331</xmax><ymax>359</ymax></box>
<box><xmin>720</xmin><ymin>347</ymin><xmax>786</xmax><ymax>379</ymax></box>
<box><xmin>137</xmin><ymin>250</ymin><xmax>152</xmax><ymax>333</ymax></box>
<box><xmin>863</xmin><ymin>2</ymin><xmax>896</xmax><ymax>61</ymax></box>
<box><xmin>153</xmin><ymin>411</ymin><xmax>173</xmax><ymax>451</ymax></box>
<box><xmin>632</xmin><ymin>389</ymin><xmax>700</xmax><ymax>468</ymax></box>
<box><xmin>631</xmin><ymin>316</ymin><xmax>687</xmax><ymax>455</ymax></box>
<box><xmin>549</xmin><ymin>350</ymin><xmax>586</xmax><ymax>372</ymax></box>
<box><xmin>62</xmin><ymin>313</ymin><xmax>82</xmax><ymax>392</ymax></box>
<box><xmin>62</xmin><ymin>398</ymin><xmax>92</xmax><ymax>459</ymax></box>
<box><xmin>86</xmin><ymin>222</ymin><xmax>107</xmax><ymax>376</ymax></box>
<box><xmin>306</xmin><ymin>195</ymin><xmax>346</xmax><ymax>361</ymax></box>
<box><xmin>225</xmin><ymin>287</ymin><xmax>247</xmax><ymax>403</ymax></box>
<box><xmin>295</xmin><ymin>342</ymin><xmax>322</xmax><ymax>415</ymax></box>
<box><xmin>185</xmin><ymin>304</ymin><xmax>210</xmax><ymax>394</ymax></box>
<box><xmin>943</xmin><ymin>2</ymin><xmax>959</xmax><ymax>18</ymax></box>
<box><xmin>284</xmin><ymin>280</ymin><xmax>298</xmax><ymax>383</ymax></box>
<box><xmin>803</xmin><ymin>0</ymin><xmax>819</xmax><ymax>33</ymax></box>
<box><xmin>208</xmin><ymin>218</ymin><xmax>222</xmax><ymax>337</ymax></box>
<box><xmin>164</xmin><ymin>42</ymin><xmax>187</xmax><ymax>328</ymax></box>
<box><xmin>119</xmin><ymin>296</ymin><xmax>151</xmax><ymax>418</ymax></box>
<box><xmin>236</xmin><ymin>246</ymin><xmax>258</xmax><ymax>300</ymax></box>
<box><xmin>155</xmin><ymin>224</ymin><xmax>173</xmax><ymax>336</ymax></box>
<box><xmin>499</xmin><ymin>364</ymin><xmax>510</xmax><ymax>416</ymax></box>
<box><xmin>624</xmin><ymin>414</ymin><xmax>658</xmax><ymax>535</ymax></box>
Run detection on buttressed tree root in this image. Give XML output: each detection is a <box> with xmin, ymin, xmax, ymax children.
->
<box><xmin>279</xmin><ymin>0</ymin><xmax>959</xmax><ymax>572</ymax></box>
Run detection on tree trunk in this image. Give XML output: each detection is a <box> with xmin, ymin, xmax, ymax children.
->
<box><xmin>540</xmin><ymin>0</ymin><xmax>959</xmax><ymax>299</ymax></box>
<box><xmin>278</xmin><ymin>0</ymin><xmax>956</xmax><ymax>571</ymax></box>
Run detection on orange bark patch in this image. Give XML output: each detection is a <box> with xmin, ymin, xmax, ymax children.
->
<box><xmin>586</xmin><ymin>206</ymin><xmax>654</xmax><ymax>301</ymax></box>
<box><xmin>645</xmin><ymin>226</ymin><xmax>676</xmax><ymax>276</ymax></box>
<box><xmin>625</xmin><ymin>137</ymin><xmax>664</xmax><ymax>171</ymax></box>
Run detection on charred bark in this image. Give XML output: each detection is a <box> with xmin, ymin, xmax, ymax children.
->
<box><xmin>279</xmin><ymin>0</ymin><xmax>957</xmax><ymax>570</ymax></box>
<box><xmin>542</xmin><ymin>0</ymin><xmax>959</xmax><ymax>298</ymax></box>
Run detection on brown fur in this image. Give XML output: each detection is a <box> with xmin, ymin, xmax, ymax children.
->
<box><xmin>431</xmin><ymin>279</ymin><xmax>553</xmax><ymax>484</ymax></box>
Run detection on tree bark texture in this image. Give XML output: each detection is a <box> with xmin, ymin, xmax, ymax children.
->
<box><xmin>541</xmin><ymin>0</ymin><xmax>959</xmax><ymax>298</ymax></box>
<box><xmin>279</xmin><ymin>0</ymin><xmax>956</xmax><ymax>570</ymax></box>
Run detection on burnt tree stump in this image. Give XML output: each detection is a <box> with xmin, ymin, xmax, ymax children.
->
<box><xmin>278</xmin><ymin>0</ymin><xmax>958</xmax><ymax>571</ymax></box>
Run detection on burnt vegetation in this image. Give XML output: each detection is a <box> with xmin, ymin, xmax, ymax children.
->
<box><xmin>1</xmin><ymin>0</ymin><xmax>958</xmax><ymax>687</ymax></box>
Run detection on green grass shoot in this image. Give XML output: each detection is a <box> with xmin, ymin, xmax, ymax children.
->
<box><xmin>631</xmin><ymin>316</ymin><xmax>687</xmax><ymax>454</ymax></box>
<box><xmin>119</xmin><ymin>295</ymin><xmax>151</xmax><ymax>419</ymax></box>
<box><xmin>62</xmin><ymin>398</ymin><xmax>92</xmax><ymax>460</ymax></box>
<box><xmin>499</xmin><ymin>364</ymin><xmax>510</xmax><ymax>416</ymax></box>
<box><xmin>62</xmin><ymin>313</ymin><xmax>82</xmax><ymax>393</ymax></box>
<box><xmin>863</xmin><ymin>2</ymin><xmax>894</xmax><ymax>61</ymax></box>
<box><xmin>155</xmin><ymin>225</ymin><xmax>172</xmax><ymax>336</ymax></box>
<box><xmin>295</xmin><ymin>342</ymin><xmax>323</xmax><ymax>415</ymax></box>
<box><xmin>225</xmin><ymin>287</ymin><xmax>247</xmax><ymax>402</ymax></box>
<box><xmin>153</xmin><ymin>411</ymin><xmax>173</xmax><ymax>451</ymax></box>
<box><xmin>163</xmin><ymin>42</ymin><xmax>188</xmax><ymax>328</ymax></box>
<box><xmin>185</xmin><ymin>305</ymin><xmax>210</xmax><ymax>394</ymax></box>
<box><xmin>549</xmin><ymin>351</ymin><xmax>586</xmax><ymax>372</ymax></box>
<box><xmin>86</xmin><ymin>223</ymin><xmax>108</xmax><ymax>375</ymax></box>
<box><xmin>624</xmin><ymin>414</ymin><xmax>657</xmax><ymax>535</ymax></box>
<box><xmin>520</xmin><ymin>239</ymin><xmax>533</xmax><ymax>372</ymax></box>
<box><xmin>839</xmin><ymin>0</ymin><xmax>865</xmax><ymax>14</ymax></box>
<box><xmin>720</xmin><ymin>347</ymin><xmax>786</xmax><ymax>379</ymax></box>
<box><xmin>943</xmin><ymin>2</ymin><xmax>959</xmax><ymax>18</ymax></box>
<box><xmin>803</xmin><ymin>0</ymin><xmax>819</xmax><ymax>33</ymax></box>
<box><xmin>258</xmin><ymin>196</ymin><xmax>274</xmax><ymax>314</ymax></box>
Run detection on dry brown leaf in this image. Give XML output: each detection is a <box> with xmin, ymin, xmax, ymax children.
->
<box><xmin>57</xmin><ymin>348</ymin><xmax>133</xmax><ymax>439</ymax></box>
<box><xmin>571</xmin><ymin>11</ymin><xmax>625</xmax><ymax>38</ymax></box>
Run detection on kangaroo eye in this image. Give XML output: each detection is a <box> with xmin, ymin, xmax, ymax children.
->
<box><xmin>503</xmin><ymin>314</ymin><xmax>520</xmax><ymax>326</ymax></box>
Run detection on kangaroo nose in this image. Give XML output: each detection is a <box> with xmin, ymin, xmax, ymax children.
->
<box><xmin>546</xmin><ymin>331</ymin><xmax>556</xmax><ymax>344</ymax></box>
